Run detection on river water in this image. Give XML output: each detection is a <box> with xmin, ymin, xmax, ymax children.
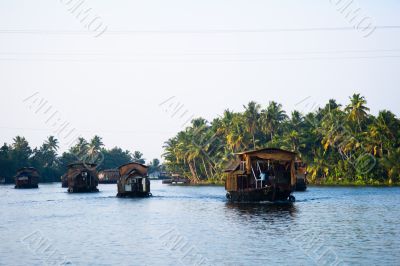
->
<box><xmin>0</xmin><ymin>181</ymin><xmax>399</xmax><ymax>265</ymax></box>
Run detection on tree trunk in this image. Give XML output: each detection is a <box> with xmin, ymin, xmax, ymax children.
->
<box><xmin>193</xmin><ymin>160</ymin><xmax>200</xmax><ymax>182</ymax></box>
<box><xmin>202</xmin><ymin>157</ymin><xmax>210</xmax><ymax>180</ymax></box>
<box><xmin>188</xmin><ymin>162</ymin><xmax>198</xmax><ymax>183</ymax></box>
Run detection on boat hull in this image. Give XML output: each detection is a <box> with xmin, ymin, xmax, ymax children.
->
<box><xmin>116</xmin><ymin>192</ymin><xmax>152</xmax><ymax>198</ymax></box>
<box><xmin>67</xmin><ymin>186</ymin><xmax>99</xmax><ymax>193</ymax></box>
<box><xmin>15</xmin><ymin>184</ymin><xmax>38</xmax><ymax>189</ymax></box>
<box><xmin>226</xmin><ymin>187</ymin><xmax>294</xmax><ymax>202</ymax></box>
<box><xmin>295</xmin><ymin>179</ymin><xmax>307</xmax><ymax>191</ymax></box>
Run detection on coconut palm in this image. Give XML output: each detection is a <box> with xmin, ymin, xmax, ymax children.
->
<box><xmin>344</xmin><ymin>94</ymin><xmax>370</xmax><ymax>131</ymax></box>
<box><xmin>260</xmin><ymin>101</ymin><xmax>288</xmax><ymax>140</ymax></box>
<box><xmin>132</xmin><ymin>151</ymin><xmax>145</xmax><ymax>164</ymax></box>
<box><xmin>45</xmin><ymin>136</ymin><xmax>59</xmax><ymax>152</ymax></box>
<box><xmin>243</xmin><ymin>101</ymin><xmax>261</xmax><ymax>149</ymax></box>
<box><xmin>380</xmin><ymin>148</ymin><xmax>400</xmax><ymax>184</ymax></box>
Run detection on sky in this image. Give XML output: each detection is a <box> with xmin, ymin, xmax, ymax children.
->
<box><xmin>0</xmin><ymin>0</ymin><xmax>399</xmax><ymax>162</ymax></box>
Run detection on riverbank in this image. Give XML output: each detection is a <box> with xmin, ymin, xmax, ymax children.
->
<box><xmin>178</xmin><ymin>179</ymin><xmax>400</xmax><ymax>187</ymax></box>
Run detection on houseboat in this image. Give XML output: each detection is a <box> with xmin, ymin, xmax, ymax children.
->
<box><xmin>66</xmin><ymin>163</ymin><xmax>99</xmax><ymax>193</ymax></box>
<box><xmin>225</xmin><ymin>148</ymin><xmax>296</xmax><ymax>202</ymax></box>
<box><xmin>98</xmin><ymin>169</ymin><xmax>120</xmax><ymax>184</ymax></box>
<box><xmin>117</xmin><ymin>162</ymin><xmax>151</xmax><ymax>197</ymax></box>
<box><xmin>162</xmin><ymin>174</ymin><xmax>190</xmax><ymax>185</ymax></box>
<box><xmin>158</xmin><ymin>172</ymin><xmax>172</xmax><ymax>180</ymax></box>
<box><xmin>14</xmin><ymin>167</ymin><xmax>39</xmax><ymax>189</ymax></box>
<box><xmin>295</xmin><ymin>160</ymin><xmax>307</xmax><ymax>191</ymax></box>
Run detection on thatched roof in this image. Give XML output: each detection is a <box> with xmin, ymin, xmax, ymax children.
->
<box><xmin>15</xmin><ymin>167</ymin><xmax>40</xmax><ymax>178</ymax></box>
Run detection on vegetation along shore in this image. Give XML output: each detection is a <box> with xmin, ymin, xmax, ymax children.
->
<box><xmin>163</xmin><ymin>94</ymin><xmax>400</xmax><ymax>186</ymax></box>
<box><xmin>1</xmin><ymin>94</ymin><xmax>399</xmax><ymax>187</ymax></box>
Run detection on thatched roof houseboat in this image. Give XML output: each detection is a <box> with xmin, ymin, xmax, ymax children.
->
<box><xmin>14</xmin><ymin>167</ymin><xmax>39</xmax><ymax>189</ymax></box>
<box><xmin>225</xmin><ymin>148</ymin><xmax>296</xmax><ymax>202</ymax></box>
<box><xmin>117</xmin><ymin>162</ymin><xmax>151</xmax><ymax>197</ymax></box>
<box><xmin>66</xmin><ymin>163</ymin><xmax>99</xmax><ymax>193</ymax></box>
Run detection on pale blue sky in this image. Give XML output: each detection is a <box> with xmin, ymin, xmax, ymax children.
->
<box><xmin>0</xmin><ymin>0</ymin><xmax>399</xmax><ymax>161</ymax></box>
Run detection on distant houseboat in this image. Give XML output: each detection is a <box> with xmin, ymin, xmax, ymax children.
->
<box><xmin>66</xmin><ymin>163</ymin><xmax>99</xmax><ymax>193</ymax></box>
<box><xmin>117</xmin><ymin>162</ymin><xmax>151</xmax><ymax>197</ymax></box>
<box><xmin>295</xmin><ymin>161</ymin><xmax>307</xmax><ymax>191</ymax></box>
<box><xmin>98</xmin><ymin>169</ymin><xmax>120</xmax><ymax>184</ymax></box>
<box><xmin>158</xmin><ymin>172</ymin><xmax>172</xmax><ymax>179</ymax></box>
<box><xmin>14</xmin><ymin>167</ymin><xmax>39</xmax><ymax>189</ymax></box>
<box><xmin>162</xmin><ymin>174</ymin><xmax>190</xmax><ymax>185</ymax></box>
<box><xmin>225</xmin><ymin>148</ymin><xmax>296</xmax><ymax>202</ymax></box>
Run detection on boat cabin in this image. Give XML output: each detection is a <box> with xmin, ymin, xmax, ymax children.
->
<box><xmin>14</xmin><ymin>167</ymin><xmax>39</xmax><ymax>189</ymax></box>
<box><xmin>66</xmin><ymin>163</ymin><xmax>99</xmax><ymax>193</ymax></box>
<box><xmin>117</xmin><ymin>162</ymin><xmax>151</xmax><ymax>197</ymax></box>
<box><xmin>225</xmin><ymin>148</ymin><xmax>297</xmax><ymax>202</ymax></box>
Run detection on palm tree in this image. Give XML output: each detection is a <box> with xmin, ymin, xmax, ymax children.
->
<box><xmin>344</xmin><ymin>94</ymin><xmax>370</xmax><ymax>131</ymax></box>
<box><xmin>132</xmin><ymin>151</ymin><xmax>145</xmax><ymax>164</ymax></box>
<box><xmin>380</xmin><ymin>148</ymin><xmax>400</xmax><ymax>184</ymax></box>
<box><xmin>88</xmin><ymin>135</ymin><xmax>104</xmax><ymax>163</ymax></box>
<box><xmin>226</xmin><ymin>114</ymin><xmax>248</xmax><ymax>153</ymax></box>
<box><xmin>45</xmin><ymin>136</ymin><xmax>59</xmax><ymax>152</ymax></box>
<box><xmin>260</xmin><ymin>101</ymin><xmax>288</xmax><ymax>140</ymax></box>
<box><xmin>89</xmin><ymin>135</ymin><xmax>104</xmax><ymax>151</ymax></box>
<box><xmin>12</xmin><ymin>136</ymin><xmax>32</xmax><ymax>163</ymax></box>
<box><xmin>289</xmin><ymin>110</ymin><xmax>304</xmax><ymax>130</ymax></box>
<box><xmin>243</xmin><ymin>101</ymin><xmax>260</xmax><ymax>149</ymax></box>
<box><xmin>217</xmin><ymin>109</ymin><xmax>235</xmax><ymax>135</ymax></box>
<box><xmin>308</xmin><ymin>148</ymin><xmax>330</xmax><ymax>182</ymax></box>
<box><xmin>70</xmin><ymin>137</ymin><xmax>88</xmax><ymax>156</ymax></box>
<box><xmin>161</xmin><ymin>96</ymin><xmax>400</xmax><ymax>185</ymax></box>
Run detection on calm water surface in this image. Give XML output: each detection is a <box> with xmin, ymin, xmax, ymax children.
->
<box><xmin>0</xmin><ymin>181</ymin><xmax>399</xmax><ymax>265</ymax></box>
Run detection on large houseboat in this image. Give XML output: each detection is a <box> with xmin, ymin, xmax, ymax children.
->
<box><xmin>117</xmin><ymin>162</ymin><xmax>151</xmax><ymax>197</ymax></box>
<box><xmin>66</xmin><ymin>163</ymin><xmax>99</xmax><ymax>193</ymax></box>
<box><xmin>225</xmin><ymin>148</ymin><xmax>296</xmax><ymax>202</ymax></box>
<box><xmin>14</xmin><ymin>167</ymin><xmax>39</xmax><ymax>189</ymax></box>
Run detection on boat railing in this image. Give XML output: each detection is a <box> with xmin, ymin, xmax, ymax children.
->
<box><xmin>251</xmin><ymin>166</ymin><xmax>263</xmax><ymax>189</ymax></box>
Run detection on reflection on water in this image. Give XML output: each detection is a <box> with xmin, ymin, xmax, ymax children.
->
<box><xmin>0</xmin><ymin>182</ymin><xmax>399</xmax><ymax>265</ymax></box>
<box><xmin>225</xmin><ymin>202</ymin><xmax>297</xmax><ymax>221</ymax></box>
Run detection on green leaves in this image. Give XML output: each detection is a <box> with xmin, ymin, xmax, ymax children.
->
<box><xmin>162</xmin><ymin>95</ymin><xmax>400</xmax><ymax>185</ymax></box>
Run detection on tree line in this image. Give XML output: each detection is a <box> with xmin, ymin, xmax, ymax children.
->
<box><xmin>163</xmin><ymin>94</ymin><xmax>400</xmax><ymax>185</ymax></box>
<box><xmin>0</xmin><ymin>135</ymin><xmax>161</xmax><ymax>183</ymax></box>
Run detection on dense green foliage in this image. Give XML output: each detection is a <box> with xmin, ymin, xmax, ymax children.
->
<box><xmin>163</xmin><ymin>94</ymin><xmax>400</xmax><ymax>185</ymax></box>
<box><xmin>0</xmin><ymin>135</ymin><xmax>156</xmax><ymax>183</ymax></box>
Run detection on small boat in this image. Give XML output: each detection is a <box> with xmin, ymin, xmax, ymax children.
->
<box><xmin>295</xmin><ymin>160</ymin><xmax>307</xmax><ymax>191</ymax></box>
<box><xmin>162</xmin><ymin>174</ymin><xmax>190</xmax><ymax>185</ymax></box>
<box><xmin>66</xmin><ymin>163</ymin><xmax>99</xmax><ymax>193</ymax></box>
<box><xmin>225</xmin><ymin>148</ymin><xmax>296</xmax><ymax>202</ymax></box>
<box><xmin>14</xmin><ymin>167</ymin><xmax>39</xmax><ymax>189</ymax></box>
<box><xmin>117</xmin><ymin>162</ymin><xmax>151</xmax><ymax>197</ymax></box>
<box><xmin>98</xmin><ymin>169</ymin><xmax>120</xmax><ymax>184</ymax></box>
<box><xmin>158</xmin><ymin>172</ymin><xmax>172</xmax><ymax>179</ymax></box>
